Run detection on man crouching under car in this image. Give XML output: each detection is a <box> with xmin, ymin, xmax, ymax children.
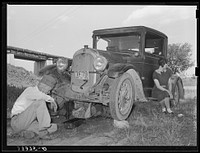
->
<box><xmin>38</xmin><ymin>58</ymin><xmax>74</xmax><ymax>121</ymax></box>
<box><xmin>10</xmin><ymin>75</ymin><xmax>58</xmax><ymax>139</ymax></box>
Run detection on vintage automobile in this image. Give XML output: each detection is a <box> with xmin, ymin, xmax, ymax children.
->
<box><xmin>39</xmin><ymin>26</ymin><xmax>185</xmax><ymax>121</ymax></box>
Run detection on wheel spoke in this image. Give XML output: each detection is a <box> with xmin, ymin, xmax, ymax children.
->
<box><xmin>110</xmin><ymin>73</ymin><xmax>134</xmax><ymax>120</ymax></box>
<box><xmin>118</xmin><ymin>79</ymin><xmax>132</xmax><ymax>114</ymax></box>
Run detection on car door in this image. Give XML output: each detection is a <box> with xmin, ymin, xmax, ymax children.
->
<box><xmin>142</xmin><ymin>32</ymin><xmax>165</xmax><ymax>97</ymax></box>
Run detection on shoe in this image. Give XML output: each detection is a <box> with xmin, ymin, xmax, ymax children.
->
<box><xmin>21</xmin><ymin>130</ymin><xmax>36</xmax><ymax>139</ymax></box>
<box><xmin>167</xmin><ymin>109</ymin><xmax>174</xmax><ymax>114</ymax></box>
<box><xmin>39</xmin><ymin>134</ymin><xmax>52</xmax><ymax>140</ymax></box>
<box><xmin>38</xmin><ymin>130</ymin><xmax>51</xmax><ymax>140</ymax></box>
<box><xmin>163</xmin><ymin>111</ymin><xmax>168</xmax><ymax>114</ymax></box>
<box><xmin>47</xmin><ymin>123</ymin><xmax>57</xmax><ymax>133</ymax></box>
<box><xmin>38</xmin><ymin>124</ymin><xmax>57</xmax><ymax>139</ymax></box>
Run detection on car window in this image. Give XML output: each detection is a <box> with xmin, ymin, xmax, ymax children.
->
<box><xmin>145</xmin><ymin>32</ymin><xmax>164</xmax><ymax>56</ymax></box>
<box><xmin>96</xmin><ymin>34</ymin><xmax>140</xmax><ymax>52</ymax></box>
<box><xmin>97</xmin><ymin>38</ymin><xmax>108</xmax><ymax>50</ymax></box>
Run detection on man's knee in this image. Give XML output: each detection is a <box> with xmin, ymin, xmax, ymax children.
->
<box><xmin>164</xmin><ymin>97</ymin><xmax>170</xmax><ymax>102</ymax></box>
<box><xmin>33</xmin><ymin>100</ymin><xmax>47</xmax><ymax>108</ymax></box>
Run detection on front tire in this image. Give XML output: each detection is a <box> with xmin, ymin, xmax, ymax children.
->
<box><xmin>109</xmin><ymin>73</ymin><xmax>135</xmax><ymax>121</ymax></box>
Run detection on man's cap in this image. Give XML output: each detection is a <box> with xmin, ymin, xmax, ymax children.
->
<box><xmin>39</xmin><ymin>75</ymin><xmax>57</xmax><ymax>88</ymax></box>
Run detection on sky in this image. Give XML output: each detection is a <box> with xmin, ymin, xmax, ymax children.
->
<box><xmin>7</xmin><ymin>5</ymin><xmax>197</xmax><ymax>76</ymax></box>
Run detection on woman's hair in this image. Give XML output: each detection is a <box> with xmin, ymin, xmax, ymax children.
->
<box><xmin>158</xmin><ymin>58</ymin><xmax>167</xmax><ymax>67</ymax></box>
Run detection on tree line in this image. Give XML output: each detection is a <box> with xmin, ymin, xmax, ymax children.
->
<box><xmin>167</xmin><ymin>43</ymin><xmax>194</xmax><ymax>75</ymax></box>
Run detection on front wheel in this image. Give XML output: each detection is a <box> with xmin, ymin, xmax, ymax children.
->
<box><xmin>109</xmin><ymin>73</ymin><xmax>135</xmax><ymax>121</ymax></box>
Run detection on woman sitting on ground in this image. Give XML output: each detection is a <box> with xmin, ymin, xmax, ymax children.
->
<box><xmin>152</xmin><ymin>58</ymin><xmax>174</xmax><ymax>114</ymax></box>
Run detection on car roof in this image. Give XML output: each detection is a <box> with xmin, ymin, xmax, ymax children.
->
<box><xmin>93</xmin><ymin>26</ymin><xmax>167</xmax><ymax>38</ymax></box>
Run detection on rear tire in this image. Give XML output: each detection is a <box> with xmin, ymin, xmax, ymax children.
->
<box><xmin>171</xmin><ymin>82</ymin><xmax>180</xmax><ymax>107</ymax></box>
<box><xmin>109</xmin><ymin>73</ymin><xmax>135</xmax><ymax>121</ymax></box>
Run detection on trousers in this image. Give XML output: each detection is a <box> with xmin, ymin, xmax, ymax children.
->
<box><xmin>11</xmin><ymin>100</ymin><xmax>51</xmax><ymax>134</ymax></box>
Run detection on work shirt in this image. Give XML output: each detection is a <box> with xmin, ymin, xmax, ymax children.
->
<box><xmin>11</xmin><ymin>86</ymin><xmax>53</xmax><ymax>118</ymax></box>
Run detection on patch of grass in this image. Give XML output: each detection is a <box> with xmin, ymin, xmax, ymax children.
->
<box><xmin>115</xmin><ymin>98</ymin><xmax>197</xmax><ymax>146</ymax></box>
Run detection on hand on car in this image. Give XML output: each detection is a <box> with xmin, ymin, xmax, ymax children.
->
<box><xmin>46</xmin><ymin>97</ymin><xmax>57</xmax><ymax>112</ymax></box>
<box><xmin>50</xmin><ymin>101</ymin><xmax>58</xmax><ymax>112</ymax></box>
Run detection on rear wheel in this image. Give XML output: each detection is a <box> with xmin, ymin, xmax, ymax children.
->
<box><xmin>171</xmin><ymin>83</ymin><xmax>180</xmax><ymax>107</ymax></box>
<box><xmin>109</xmin><ymin>73</ymin><xmax>135</xmax><ymax>121</ymax></box>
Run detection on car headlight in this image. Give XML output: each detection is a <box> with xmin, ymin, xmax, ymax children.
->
<box><xmin>93</xmin><ymin>56</ymin><xmax>108</xmax><ymax>71</ymax></box>
<box><xmin>56</xmin><ymin>58</ymin><xmax>68</xmax><ymax>71</ymax></box>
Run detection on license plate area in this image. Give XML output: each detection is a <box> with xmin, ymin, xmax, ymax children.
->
<box><xmin>74</xmin><ymin>71</ymin><xmax>89</xmax><ymax>80</ymax></box>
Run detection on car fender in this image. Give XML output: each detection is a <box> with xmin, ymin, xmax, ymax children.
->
<box><xmin>107</xmin><ymin>64</ymin><xmax>147</xmax><ymax>102</ymax></box>
<box><xmin>107</xmin><ymin>63</ymin><xmax>135</xmax><ymax>78</ymax></box>
<box><xmin>126</xmin><ymin>69</ymin><xmax>148</xmax><ymax>102</ymax></box>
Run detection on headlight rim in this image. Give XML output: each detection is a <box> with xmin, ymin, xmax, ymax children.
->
<box><xmin>93</xmin><ymin>55</ymin><xmax>108</xmax><ymax>71</ymax></box>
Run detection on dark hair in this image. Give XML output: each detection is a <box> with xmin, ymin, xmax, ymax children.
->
<box><xmin>158</xmin><ymin>58</ymin><xmax>167</xmax><ymax>67</ymax></box>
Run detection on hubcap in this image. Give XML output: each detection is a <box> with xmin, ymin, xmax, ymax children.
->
<box><xmin>117</xmin><ymin>79</ymin><xmax>132</xmax><ymax>115</ymax></box>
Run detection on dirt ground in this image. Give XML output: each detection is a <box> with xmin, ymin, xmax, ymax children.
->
<box><xmin>6</xmin><ymin>100</ymin><xmax>197</xmax><ymax>152</ymax></box>
<box><xmin>7</xmin><ymin>115</ymin><xmax>126</xmax><ymax>146</ymax></box>
<box><xmin>7</xmin><ymin>100</ymin><xmax>197</xmax><ymax>148</ymax></box>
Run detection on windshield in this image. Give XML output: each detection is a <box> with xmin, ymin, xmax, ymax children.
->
<box><xmin>96</xmin><ymin>33</ymin><xmax>141</xmax><ymax>52</ymax></box>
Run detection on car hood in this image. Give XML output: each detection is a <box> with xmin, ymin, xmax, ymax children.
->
<box><xmin>97</xmin><ymin>49</ymin><xmax>138</xmax><ymax>64</ymax></box>
<box><xmin>73</xmin><ymin>47</ymin><xmax>140</xmax><ymax>66</ymax></box>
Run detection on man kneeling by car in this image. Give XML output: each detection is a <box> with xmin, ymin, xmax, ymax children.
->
<box><xmin>10</xmin><ymin>75</ymin><xmax>58</xmax><ymax>139</ymax></box>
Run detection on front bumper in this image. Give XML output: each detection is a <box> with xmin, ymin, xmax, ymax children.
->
<box><xmin>64</xmin><ymin>83</ymin><xmax>100</xmax><ymax>103</ymax></box>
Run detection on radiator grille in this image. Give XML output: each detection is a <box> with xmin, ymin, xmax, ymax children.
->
<box><xmin>71</xmin><ymin>53</ymin><xmax>96</xmax><ymax>93</ymax></box>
